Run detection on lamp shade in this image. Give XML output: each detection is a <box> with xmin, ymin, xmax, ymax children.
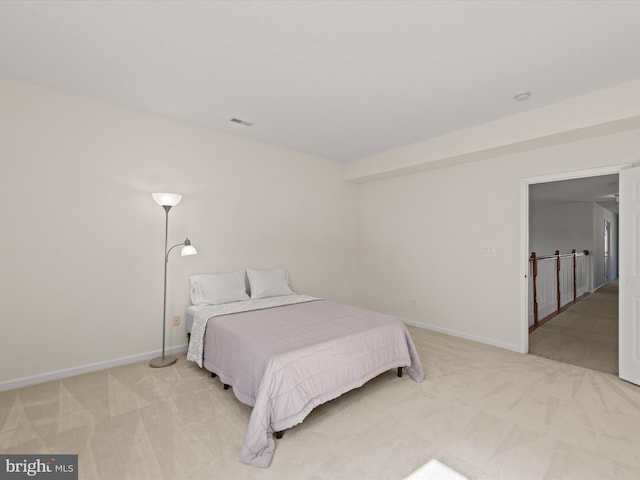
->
<box><xmin>181</xmin><ymin>237</ymin><xmax>197</xmax><ymax>256</ymax></box>
<box><xmin>152</xmin><ymin>192</ymin><xmax>182</xmax><ymax>207</ymax></box>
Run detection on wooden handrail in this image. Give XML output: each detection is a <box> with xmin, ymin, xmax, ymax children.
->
<box><xmin>534</xmin><ymin>250</ymin><xmax>589</xmax><ymax>261</ymax></box>
<box><xmin>555</xmin><ymin>250</ymin><xmax>561</xmax><ymax>312</ymax></box>
<box><xmin>572</xmin><ymin>249</ymin><xmax>577</xmax><ymax>302</ymax></box>
<box><xmin>529</xmin><ymin>249</ymin><xmax>590</xmax><ymax>330</ymax></box>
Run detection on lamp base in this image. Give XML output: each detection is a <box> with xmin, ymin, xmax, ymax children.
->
<box><xmin>149</xmin><ymin>355</ymin><xmax>177</xmax><ymax>368</ymax></box>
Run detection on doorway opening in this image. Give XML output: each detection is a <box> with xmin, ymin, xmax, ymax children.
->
<box><xmin>519</xmin><ymin>165</ymin><xmax>627</xmax><ymax>375</ymax></box>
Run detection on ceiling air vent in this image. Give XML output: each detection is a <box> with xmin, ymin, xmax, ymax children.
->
<box><xmin>230</xmin><ymin>117</ymin><xmax>254</xmax><ymax>127</ymax></box>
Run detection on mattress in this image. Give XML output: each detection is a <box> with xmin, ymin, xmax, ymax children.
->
<box><xmin>185</xmin><ymin>305</ymin><xmax>211</xmax><ymax>333</ymax></box>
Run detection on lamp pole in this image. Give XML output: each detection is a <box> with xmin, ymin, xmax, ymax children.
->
<box><xmin>149</xmin><ymin>192</ymin><xmax>197</xmax><ymax>368</ymax></box>
<box><xmin>150</xmin><ymin>205</ymin><xmax>177</xmax><ymax>368</ymax></box>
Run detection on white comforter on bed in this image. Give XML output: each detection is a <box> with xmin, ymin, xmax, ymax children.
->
<box><xmin>186</xmin><ymin>294</ymin><xmax>319</xmax><ymax>367</ymax></box>
<box><xmin>186</xmin><ymin>295</ymin><xmax>424</xmax><ymax>467</ymax></box>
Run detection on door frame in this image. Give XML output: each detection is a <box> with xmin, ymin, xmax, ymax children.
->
<box><xmin>604</xmin><ymin>218</ymin><xmax>611</xmax><ymax>283</ymax></box>
<box><xmin>518</xmin><ymin>163</ymin><xmax>630</xmax><ymax>354</ymax></box>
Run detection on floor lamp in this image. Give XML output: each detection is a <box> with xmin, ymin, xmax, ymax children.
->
<box><xmin>150</xmin><ymin>192</ymin><xmax>197</xmax><ymax>368</ymax></box>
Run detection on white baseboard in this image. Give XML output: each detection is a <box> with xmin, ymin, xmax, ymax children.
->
<box><xmin>402</xmin><ymin>317</ymin><xmax>520</xmax><ymax>353</ymax></box>
<box><xmin>2</xmin><ymin>319</ymin><xmax>521</xmax><ymax>392</ymax></box>
<box><xmin>0</xmin><ymin>344</ymin><xmax>188</xmax><ymax>392</ymax></box>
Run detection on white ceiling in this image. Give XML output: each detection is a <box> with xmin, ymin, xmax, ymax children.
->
<box><xmin>529</xmin><ymin>174</ymin><xmax>619</xmax><ymax>214</ymax></box>
<box><xmin>1</xmin><ymin>1</ymin><xmax>640</xmax><ymax>163</ymax></box>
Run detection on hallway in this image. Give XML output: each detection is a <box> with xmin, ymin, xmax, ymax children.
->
<box><xmin>529</xmin><ymin>279</ymin><xmax>618</xmax><ymax>375</ymax></box>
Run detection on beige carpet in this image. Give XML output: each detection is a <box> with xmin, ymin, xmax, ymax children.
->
<box><xmin>2</xmin><ymin>325</ymin><xmax>640</xmax><ymax>479</ymax></box>
<box><xmin>529</xmin><ymin>280</ymin><xmax>618</xmax><ymax>375</ymax></box>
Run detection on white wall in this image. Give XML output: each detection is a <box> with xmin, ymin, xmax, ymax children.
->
<box><xmin>528</xmin><ymin>200</ymin><xmax>620</xmax><ymax>292</ymax></box>
<box><xmin>2</xmin><ymin>73</ymin><xmax>638</xmax><ymax>388</ymax></box>
<box><xmin>529</xmin><ymin>202</ymin><xmax>594</xmax><ymax>256</ymax></box>
<box><xmin>0</xmin><ymin>78</ymin><xmax>358</xmax><ymax>386</ymax></box>
<box><xmin>355</xmin><ymin>131</ymin><xmax>639</xmax><ymax>351</ymax></box>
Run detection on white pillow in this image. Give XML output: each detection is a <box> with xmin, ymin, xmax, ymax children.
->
<box><xmin>190</xmin><ymin>270</ymin><xmax>249</xmax><ymax>306</ymax></box>
<box><xmin>247</xmin><ymin>267</ymin><xmax>294</xmax><ymax>299</ymax></box>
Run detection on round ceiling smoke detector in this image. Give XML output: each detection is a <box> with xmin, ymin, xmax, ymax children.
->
<box><xmin>514</xmin><ymin>91</ymin><xmax>532</xmax><ymax>102</ymax></box>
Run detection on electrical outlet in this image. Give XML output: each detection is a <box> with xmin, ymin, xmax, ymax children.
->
<box><xmin>172</xmin><ymin>315</ymin><xmax>181</xmax><ymax>326</ymax></box>
<box><xmin>480</xmin><ymin>246</ymin><xmax>496</xmax><ymax>254</ymax></box>
<box><xmin>411</xmin><ymin>298</ymin><xmax>417</xmax><ymax>308</ymax></box>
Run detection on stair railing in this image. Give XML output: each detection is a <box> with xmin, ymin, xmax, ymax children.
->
<box><xmin>529</xmin><ymin>249</ymin><xmax>590</xmax><ymax>330</ymax></box>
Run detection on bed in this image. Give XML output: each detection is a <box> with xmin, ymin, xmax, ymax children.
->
<box><xmin>185</xmin><ymin>269</ymin><xmax>424</xmax><ymax>467</ymax></box>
